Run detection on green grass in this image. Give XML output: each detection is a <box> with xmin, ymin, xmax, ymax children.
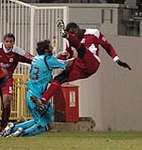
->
<box><xmin>1</xmin><ymin>131</ymin><xmax>142</xmax><ymax>150</ymax></box>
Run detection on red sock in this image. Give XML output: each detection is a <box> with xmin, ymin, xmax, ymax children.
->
<box><xmin>42</xmin><ymin>80</ymin><xmax>61</xmax><ymax>102</ymax></box>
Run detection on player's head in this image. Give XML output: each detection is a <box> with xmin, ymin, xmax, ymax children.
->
<box><xmin>3</xmin><ymin>33</ymin><xmax>15</xmax><ymax>50</ymax></box>
<box><xmin>65</xmin><ymin>22</ymin><xmax>80</xmax><ymax>34</ymax></box>
<box><xmin>65</xmin><ymin>22</ymin><xmax>84</xmax><ymax>39</ymax></box>
<box><xmin>36</xmin><ymin>40</ymin><xmax>53</xmax><ymax>55</ymax></box>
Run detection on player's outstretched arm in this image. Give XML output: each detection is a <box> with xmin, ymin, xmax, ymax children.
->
<box><xmin>116</xmin><ymin>59</ymin><xmax>132</xmax><ymax>70</ymax></box>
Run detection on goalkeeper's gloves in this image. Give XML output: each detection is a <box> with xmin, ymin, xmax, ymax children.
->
<box><xmin>31</xmin><ymin>96</ymin><xmax>47</xmax><ymax>115</ymax></box>
<box><xmin>36</xmin><ymin>105</ymin><xmax>47</xmax><ymax>116</ymax></box>
<box><xmin>116</xmin><ymin>59</ymin><xmax>131</xmax><ymax>70</ymax></box>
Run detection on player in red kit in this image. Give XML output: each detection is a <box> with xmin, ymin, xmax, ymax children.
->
<box><xmin>0</xmin><ymin>33</ymin><xmax>33</xmax><ymax>131</ymax></box>
<box><xmin>31</xmin><ymin>22</ymin><xmax>131</xmax><ymax>108</ymax></box>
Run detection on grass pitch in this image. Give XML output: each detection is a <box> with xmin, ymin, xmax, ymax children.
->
<box><xmin>0</xmin><ymin>131</ymin><xmax>142</xmax><ymax>150</ymax></box>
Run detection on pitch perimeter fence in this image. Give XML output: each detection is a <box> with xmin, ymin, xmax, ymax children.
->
<box><xmin>0</xmin><ymin>0</ymin><xmax>68</xmax><ymax>120</ymax></box>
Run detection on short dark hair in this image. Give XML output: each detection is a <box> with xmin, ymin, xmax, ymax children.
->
<box><xmin>36</xmin><ymin>40</ymin><xmax>52</xmax><ymax>55</ymax></box>
<box><xmin>3</xmin><ymin>33</ymin><xmax>15</xmax><ymax>42</ymax></box>
<box><xmin>65</xmin><ymin>22</ymin><xmax>79</xmax><ymax>32</ymax></box>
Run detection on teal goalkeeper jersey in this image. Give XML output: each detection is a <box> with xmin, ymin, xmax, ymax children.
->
<box><xmin>27</xmin><ymin>54</ymin><xmax>66</xmax><ymax>97</ymax></box>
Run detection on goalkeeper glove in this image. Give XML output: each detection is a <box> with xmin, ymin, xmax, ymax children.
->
<box><xmin>116</xmin><ymin>60</ymin><xmax>131</xmax><ymax>70</ymax></box>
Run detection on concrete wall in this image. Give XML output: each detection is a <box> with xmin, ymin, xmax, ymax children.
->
<box><xmin>68</xmin><ymin>4</ymin><xmax>119</xmax><ymax>35</ymax></box>
<box><xmin>125</xmin><ymin>0</ymin><xmax>137</xmax><ymax>8</ymax></box>
<box><xmin>72</xmin><ymin>36</ymin><xmax>142</xmax><ymax>131</ymax></box>
<box><xmin>35</xmin><ymin>3</ymin><xmax>121</xmax><ymax>35</ymax></box>
<box><xmin>35</xmin><ymin>3</ymin><xmax>141</xmax><ymax>36</ymax></box>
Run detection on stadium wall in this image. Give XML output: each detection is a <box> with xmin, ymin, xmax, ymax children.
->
<box><xmin>73</xmin><ymin>35</ymin><xmax>142</xmax><ymax>131</ymax></box>
<box><xmin>35</xmin><ymin>3</ymin><xmax>121</xmax><ymax>35</ymax></box>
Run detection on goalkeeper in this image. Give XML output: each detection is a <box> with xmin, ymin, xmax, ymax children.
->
<box><xmin>1</xmin><ymin>39</ymin><xmax>73</xmax><ymax>137</ymax></box>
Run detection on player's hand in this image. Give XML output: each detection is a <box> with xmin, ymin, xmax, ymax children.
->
<box><xmin>66</xmin><ymin>57</ymin><xmax>75</xmax><ymax>62</ymax></box>
<box><xmin>31</xmin><ymin>96</ymin><xmax>47</xmax><ymax>115</ymax></box>
<box><xmin>61</xmin><ymin>50</ymin><xmax>69</xmax><ymax>56</ymax></box>
<box><xmin>31</xmin><ymin>96</ymin><xmax>46</xmax><ymax>107</ymax></box>
<box><xmin>65</xmin><ymin>57</ymin><xmax>75</xmax><ymax>68</ymax></box>
<box><xmin>116</xmin><ymin>60</ymin><xmax>131</xmax><ymax>70</ymax></box>
<box><xmin>37</xmin><ymin>105</ymin><xmax>47</xmax><ymax>116</ymax></box>
<box><xmin>0</xmin><ymin>68</ymin><xmax>8</xmax><ymax>87</ymax></box>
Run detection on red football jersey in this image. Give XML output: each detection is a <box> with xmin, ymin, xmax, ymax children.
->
<box><xmin>65</xmin><ymin>29</ymin><xmax>119</xmax><ymax>62</ymax></box>
<box><xmin>0</xmin><ymin>42</ymin><xmax>32</xmax><ymax>78</ymax></box>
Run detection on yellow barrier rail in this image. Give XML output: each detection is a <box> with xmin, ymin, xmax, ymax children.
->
<box><xmin>12</xmin><ymin>74</ymin><xmax>31</xmax><ymax>121</ymax></box>
<box><xmin>0</xmin><ymin>75</ymin><xmax>31</xmax><ymax>121</ymax></box>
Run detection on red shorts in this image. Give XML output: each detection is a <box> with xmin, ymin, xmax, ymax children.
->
<box><xmin>68</xmin><ymin>50</ymin><xmax>100</xmax><ymax>82</ymax></box>
<box><xmin>1</xmin><ymin>78</ymin><xmax>13</xmax><ymax>95</ymax></box>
